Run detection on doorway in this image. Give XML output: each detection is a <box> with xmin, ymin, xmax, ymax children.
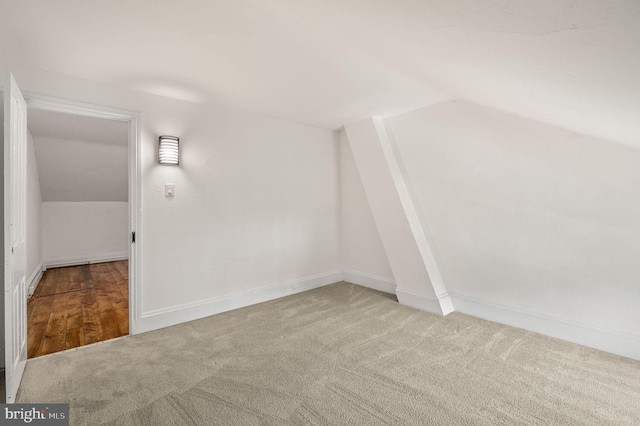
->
<box><xmin>25</xmin><ymin>108</ymin><xmax>130</xmax><ymax>357</ymax></box>
<box><xmin>3</xmin><ymin>84</ymin><xmax>141</xmax><ymax>401</ymax></box>
<box><xmin>25</xmin><ymin>93</ymin><xmax>142</xmax><ymax>350</ymax></box>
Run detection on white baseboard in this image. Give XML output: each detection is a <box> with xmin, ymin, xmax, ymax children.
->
<box><xmin>438</xmin><ymin>293</ymin><xmax>455</xmax><ymax>315</ymax></box>
<box><xmin>450</xmin><ymin>293</ymin><xmax>640</xmax><ymax>361</ymax></box>
<box><xmin>129</xmin><ymin>264</ymin><xmax>639</xmax><ymax>361</ymax></box>
<box><xmin>395</xmin><ymin>288</ymin><xmax>452</xmax><ymax>316</ymax></box>
<box><xmin>135</xmin><ymin>270</ymin><xmax>343</xmax><ymax>334</ymax></box>
<box><xmin>27</xmin><ymin>261</ymin><xmax>45</xmax><ymax>298</ymax></box>
<box><xmin>342</xmin><ymin>272</ymin><xmax>454</xmax><ymax>315</ymax></box>
<box><xmin>44</xmin><ymin>251</ymin><xmax>128</xmax><ymax>268</ymax></box>
<box><xmin>342</xmin><ymin>270</ymin><xmax>396</xmax><ymax>294</ymax></box>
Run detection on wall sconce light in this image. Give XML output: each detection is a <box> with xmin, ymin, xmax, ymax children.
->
<box><xmin>159</xmin><ymin>135</ymin><xmax>180</xmax><ymax>165</ymax></box>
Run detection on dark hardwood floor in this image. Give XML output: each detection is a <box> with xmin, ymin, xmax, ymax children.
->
<box><xmin>27</xmin><ymin>260</ymin><xmax>129</xmax><ymax>358</ymax></box>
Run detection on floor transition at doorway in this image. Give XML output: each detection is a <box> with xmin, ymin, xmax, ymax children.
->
<box><xmin>27</xmin><ymin>260</ymin><xmax>129</xmax><ymax>358</ymax></box>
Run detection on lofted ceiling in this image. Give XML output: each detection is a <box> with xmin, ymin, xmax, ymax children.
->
<box><xmin>28</xmin><ymin>109</ymin><xmax>128</xmax><ymax>202</ymax></box>
<box><xmin>28</xmin><ymin>108</ymin><xmax>128</xmax><ymax>146</ymax></box>
<box><xmin>2</xmin><ymin>1</ymin><xmax>639</xmax><ymax>147</ymax></box>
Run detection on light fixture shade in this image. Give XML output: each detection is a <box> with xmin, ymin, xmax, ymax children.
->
<box><xmin>159</xmin><ymin>135</ymin><xmax>180</xmax><ymax>165</ymax></box>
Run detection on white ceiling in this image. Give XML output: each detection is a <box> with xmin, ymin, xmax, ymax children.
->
<box><xmin>2</xmin><ymin>1</ymin><xmax>639</xmax><ymax>146</ymax></box>
<box><xmin>28</xmin><ymin>108</ymin><xmax>129</xmax><ymax>145</ymax></box>
<box><xmin>28</xmin><ymin>109</ymin><xmax>128</xmax><ymax>202</ymax></box>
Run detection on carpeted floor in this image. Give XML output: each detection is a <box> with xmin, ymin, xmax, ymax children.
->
<box><xmin>17</xmin><ymin>282</ymin><xmax>640</xmax><ymax>425</ymax></box>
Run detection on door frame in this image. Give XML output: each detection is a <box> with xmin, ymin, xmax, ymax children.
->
<box><xmin>24</xmin><ymin>92</ymin><xmax>142</xmax><ymax>335</ymax></box>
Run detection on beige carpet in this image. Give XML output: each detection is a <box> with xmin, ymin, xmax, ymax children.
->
<box><xmin>17</xmin><ymin>282</ymin><xmax>640</xmax><ymax>425</ymax></box>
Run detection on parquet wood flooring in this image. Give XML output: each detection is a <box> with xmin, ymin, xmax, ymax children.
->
<box><xmin>27</xmin><ymin>260</ymin><xmax>129</xmax><ymax>358</ymax></box>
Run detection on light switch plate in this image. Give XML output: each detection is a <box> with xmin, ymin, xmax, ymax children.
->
<box><xmin>165</xmin><ymin>183</ymin><xmax>175</xmax><ymax>197</ymax></box>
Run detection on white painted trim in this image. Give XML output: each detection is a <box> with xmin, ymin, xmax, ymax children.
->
<box><xmin>370</xmin><ymin>117</ymin><xmax>451</xmax><ymax>314</ymax></box>
<box><xmin>395</xmin><ymin>287</ymin><xmax>449</xmax><ymax>316</ymax></box>
<box><xmin>129</xmin><ymin>110</ymin><xmax>142</xmax><ymax>334</ymax></box>
<box><xmin>26</xmin><ymin>261</ymin><xmax>44</xmax><ymax>298</ymax></box>
<box><xmin>438</xmin><ymin>293</ymin><xmax>455</xmax><ymax>315</ymax></box>
<box><xmin>342</xmin><ymin>270</ymin><xmax>396</xmax><ymax>294</ymax></box>
<box><xmin>24</xmin><ymin>93</ymin><xmax>137</xmax><ymax>123</ymax></box>
<box><xmin>136</xmin><ymin>271</ymin><xmax>343</xmax><ymax>334</ymax></box>
<box><xmin>23</xmin><ymin>92</ymin><xmax>142</xmax><ymax>336</ymax></box>
<box><xmin>44</xmin><ymin>252</ymin><xmax>129</xmax><ymax>269</ymax></box>
<box><xmin>450</xmin><ymin>293</ymin><xmax>640</xmax><ymax>361</ymax></box>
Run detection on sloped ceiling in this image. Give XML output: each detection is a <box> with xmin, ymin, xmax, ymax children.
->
<box><xmin>28</xmin><ymin>109</ymin><xmax>128</xmax><ymax>202</ymax></box>
<box><xmin>2</xmin><ymin>1</ymin><xmax>639</xmax><ymax>146</ymax></box>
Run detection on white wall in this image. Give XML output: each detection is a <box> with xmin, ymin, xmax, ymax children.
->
<box><xmin>42</xmin><ymin>202</ymin><xmax>128</xmax><ymax>267</ymax></box>
<box><xmin>1</xmin><ymin>62</ymin><xmax>341</xmax><ymax>331</ymax></box>
<box><xmin>30</xmin><ymin>120</ymin><xmax>128</xmax><ymax>271</ymax></box>
<box><xmin>26</xmin><ymin>130</ymin><xmax>43</xmax><ymax>293</ymax></box>
<box><xmin>339</xmin><ymin>129</ymin><xmax>394</xmax><ymax>290</ymax></box>
<box><xmin>386</xmin><ymin>101</ymin><xmax>640</xmax><ymax>339</ymax></box>
<box><xmin>142</xmin><ymin>112</ymin><xmax>341</xmax><ymax>315</ymax></box>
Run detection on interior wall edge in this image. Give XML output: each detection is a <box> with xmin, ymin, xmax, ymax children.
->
<box><xmin>338</xmin><ymin>128</ymin><xmax>394</xmax><ymax>282</ymax></box>
<box><xmin>26</xmin><ymin>261</ymin><xmax>44</xmax><ymax>298</ymax></box>
<box><xmin>450</xmin><ymin>292</ymin><xmax>640</xmax><ymax>361</ymax></box>
<box><xmin>374</xmin><ymin>117</ymin><xmax>449</xmax><ymax>298</ymax></box>
<box><xmin>343</xmin><ymin>117</ymin><xmax>439</xmax><ymax>299</ymax></box>
<box><xmin>135</xmin><ymin>270</ymin><xmax>344</xmax><ymax>334</ymax></box>
<box><xmin>342</xmin><ymin>270</ymin><xmax>396</xmax><ymax>294</ymax></box>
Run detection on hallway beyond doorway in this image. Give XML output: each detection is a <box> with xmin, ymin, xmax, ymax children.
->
<box><xmin>27</xmin><ymin>261</ymin><xmax>129</xmax><ymax>358</ymax></box>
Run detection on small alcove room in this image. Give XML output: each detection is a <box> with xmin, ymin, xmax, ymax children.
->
<box><xmin>25</xmin><ymin>109</ymin><xmax>129</xmax><ymax>358</ymax></box>
<box><xmin>1</xmin><ymin>1</ymin><xmax>639</xmax><ymax>424</ymax></box>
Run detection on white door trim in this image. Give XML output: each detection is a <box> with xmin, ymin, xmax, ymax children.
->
<box><xmin>24</xmin><ymin>93</ymin><xmax>143</xmax><ymax>334</ymax></box>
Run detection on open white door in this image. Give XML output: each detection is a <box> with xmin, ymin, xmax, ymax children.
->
<box><xmin>4</xmin><ymin>72</ymin><xmax>28</xmax><ymax>403</ymax></box>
